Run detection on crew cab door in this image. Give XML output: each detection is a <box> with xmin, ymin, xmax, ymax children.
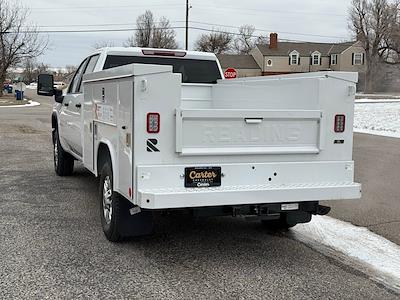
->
<box><xmin>60</xmin><ymin>55</ymin><xmax>99</xmax><ymax>157</ymax></box>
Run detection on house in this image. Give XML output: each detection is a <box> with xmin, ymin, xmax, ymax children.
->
<box><xmin>218</xmin><ymin>33</ymin><xmax>366</xmax><ymax>89</ymax></box>
<box><xmin>217</xmin><ymin>54</ymin><xmax>262</xmax><ymax>77</ymax></box>
<box><xmin>250</xmin><ymin>33</ymin><xmax>366</xmax><ymax>76</ymax></box>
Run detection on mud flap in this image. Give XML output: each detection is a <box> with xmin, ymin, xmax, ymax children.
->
<box><xmin>118</xmin><ymin>199</ymin><xmax>154</xmax><ymax>237</ymax></box>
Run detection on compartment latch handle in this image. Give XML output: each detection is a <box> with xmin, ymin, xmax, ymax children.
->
<box><xmin>245</xmin><ymin>118</ymin><xmax>263</xmax><ymax>124</ymax></box>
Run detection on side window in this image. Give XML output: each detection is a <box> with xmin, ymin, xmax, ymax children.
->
<box><xmin>68</xmin><ymin>58</ymin><xmax>88</xmax><ymax>94</ymax></box>
<box><xmin>77</xmin><ymin>54</ymin><xmax>100</xmax><ymax>93</ymax></box>
<box><xmin>84</xmin><ymin>55</ymin><xmax>100</xmax><ymax>74</ymax></box>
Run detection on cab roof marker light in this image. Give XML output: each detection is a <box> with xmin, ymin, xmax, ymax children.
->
<box><xmin>142</xmin><ymin>49</ymin><xmax>186</xmax><ymax>57</ymax></box>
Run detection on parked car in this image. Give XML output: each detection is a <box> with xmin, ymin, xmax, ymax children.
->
<box><xmin>53</xmin><ymin>81</ymin><xmax>67</xmax><ymax>90</ymax></box>
<box><xmin>3</xmin><ymin>83</ymin><xmax>13</xmax><ymax>93</ymax></box>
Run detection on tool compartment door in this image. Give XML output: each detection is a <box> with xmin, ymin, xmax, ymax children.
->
<box><xmin>176</xmin><ymin>109</ymin><xmax>323</xmax><ymax>156</ymax></box>
<box><xmin>116</xmin><ymin>80</ymin><xmax>134</xmax><ymax>199</ymax></box>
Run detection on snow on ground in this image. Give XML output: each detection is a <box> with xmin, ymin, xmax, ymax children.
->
<box><xmin>291</xmin><ymin>215</ymin><xmax>400</xmax><ymax>292</ymax></box>
<box><xmin>354</xmin><ymin>101</ymin><xmax>400</xmax><ymax>138</ymax></box>
<box><xmin>0</xmin><ymin>100</ymin><xmax>40</xmax><ymax>108</ymax></box>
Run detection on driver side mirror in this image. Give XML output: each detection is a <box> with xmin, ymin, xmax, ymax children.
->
<box><xmin>37</xmin><ymin>74</ymin><xmax>54</xmax><ymax>96</ymax></box>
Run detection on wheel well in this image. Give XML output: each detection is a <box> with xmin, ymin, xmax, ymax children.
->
<box><xmin>97</xmin><ymin>143</ymin><xmax>112</xmax><ymax>176</ymax></box>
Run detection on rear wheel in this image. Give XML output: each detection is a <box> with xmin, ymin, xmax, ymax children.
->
<box><xmin>52</xmin><ymin>127</ymin><xmax>74</xmax><ymax>176</ymax></box>
<box><xmin>99</xmin><ymin>162</ymin><xmax>122</xmax><ymax>242</ymax></box>
<box><xmin>99</xmin><ymin>158</ymin><xmax>153</xmax><ymax>242</ymax></box>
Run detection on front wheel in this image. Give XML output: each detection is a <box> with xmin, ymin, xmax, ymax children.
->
<box><xmin>52</xmin><ymin>127</ymin><xmax>74</xmax><ymax>176</ymax></box>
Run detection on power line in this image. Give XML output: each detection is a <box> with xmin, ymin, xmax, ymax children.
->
<box><xmin>6</xmin><ymin>27</ymin><xmax>187</xmax><ymax>34</ymax></box>
<box><xmin>7</xmin><ymin>26</ymin><xmax>333</xmax><ymax>43</ymax></box>
<box><xmin>189</xmin><ymin>27</ymin><xmax>306</xmax><ymax>43</ymax></box>
<box><xmin>32</xmin><ymin>21</ymin><xmax>186</xmax><ymax>28</ymax></box>
<box><xmin>30</xmin><ymin>3</ymin><xmax>183</xmax><ymax>11</ymax></box>
<box><xmin>193</xmin><ymin>4</ymin><xmax>347</xmax><ymax>18</ymax></box>
<box><xmin>29</xmin><ymin>3</ymin><xmax>346</xmax><ymax>18</ymax></box>
<box><xmin>21</xmin><ymin>21</ymin><xmax>346</xmax><ymax>41</ymax></box>
<box><xmin>190</xmin><ymin>21</ymin><xmax>347</xmax><ymax>39</ymax></box>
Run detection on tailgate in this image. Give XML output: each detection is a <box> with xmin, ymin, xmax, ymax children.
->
<box><xmin>176</xmin><ymin>109</ymin><xmax>323</xmax><ymax>156</ymax></box>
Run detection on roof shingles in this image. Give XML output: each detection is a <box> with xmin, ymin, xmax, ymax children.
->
<box><xmin>256</xmin><ymin>41</ymin><xmax>355</xmax><ymax>57</ymax></box>
<box><xmin>217</xmin><ymin>54</ymin><xmax>260</xmax><ymax>69</ymax></box>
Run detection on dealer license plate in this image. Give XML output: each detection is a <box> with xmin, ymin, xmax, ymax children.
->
<box><xmin>184</xmin><ymin>167</ymin><xmax>221</xmax><ymax>188</ymax></box>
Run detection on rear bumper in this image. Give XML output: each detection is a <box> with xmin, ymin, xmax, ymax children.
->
<box><xmin>135</xmin><ymin>161</ymin><xmax>361</xmax><ymax>209</ymax></box>
<box><xmin>138</xmin><ymin>181</ymin><xmax>361</xmax><ymax>209</ymax></box>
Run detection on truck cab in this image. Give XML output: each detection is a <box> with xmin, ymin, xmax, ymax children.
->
<box><xmin>56</xmin><ymin>48</ymin><xmax>224</xmax><ymax>159</ymax></box>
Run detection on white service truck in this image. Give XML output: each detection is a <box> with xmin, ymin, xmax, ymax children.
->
<box><xmin>37</xmin><ymin>47</ymin><xmax>361</xmax><ymax>242</ymax></box>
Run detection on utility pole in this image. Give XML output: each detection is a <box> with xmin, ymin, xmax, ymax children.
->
<box><xmin>185</xmin><ymin>0</ymin><xmax>189</xmax><ymax>50</ymax></box>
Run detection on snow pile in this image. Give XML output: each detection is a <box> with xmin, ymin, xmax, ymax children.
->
<box><xmin>0</xmin><ymin>100</ymin><xmax>40</xmax><ymax>108</ymax></box>
<box><xmin>291</xmin><ymin>215</ymin><xmax>400</xmax><ymax>292</ymax></box>
<box><xmin>354</xmin><ymin>102</ymin><xmax>400</xmax><ymax>138</ymax></box>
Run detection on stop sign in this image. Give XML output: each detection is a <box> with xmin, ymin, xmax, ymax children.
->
<box><xmin>224</xmin><ymin>68</ymin><xmax>237</xmax><ymax>79</ymax></box>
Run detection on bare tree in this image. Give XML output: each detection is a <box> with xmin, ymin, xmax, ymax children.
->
<box><xmin>194</xmin><ymin>30</ymin><xmax>233</xmax><ymax>54</ymax></box>
<box><xmin>133</xmin><ymin>10</ymin><xmax>154</xmax><ymax>47</ymax></box>
<box><xmin>65</xmin><ymin>65</ymin><xmax>78</xmax><ymax>74</ymax></box>
<box><xmin>22</xmin><ymin>57</ymin><xmax>36</xmax><ymax>84</ymax></box>
<box><xmin>234</xmin><ymin>25</ymin><xmax>268</xmax><ymax>54</ymax></box>
<box><xmin>0</xmin><ymin>0</ymin><xmax>47</xmax><ymax>96</ymax></box>
<box><xmin>20</xmin><ymin>58</ymin><xmax>49</xmax><ymax>84</ymax></box>
<box><xmin>125</xmin><ymin>10</ymin><xmax>178</xmax><ymax>49</ymax></box>
<box><xmin>382</xmin><ymin>3</ymin><xmax>400</xmax><ymax>63</ymax></box>
<box><xmin>92</xmin><ymin>41</ymin><xmax>115</xmax><ymax>49</ymax></box>
<box><xmin>36</xmin><ymin>62</ymin><xmax>49</xmax><ymax>74</ymax></box>
<box><xmin>349</xmin><ymin>0</ymin><xmax>399</xmax><ymax>92</ymax></box>
<box><xmin>152</xmin><ymin>17</ymin><xmax>178</xmax><ymax>49</ymax></box>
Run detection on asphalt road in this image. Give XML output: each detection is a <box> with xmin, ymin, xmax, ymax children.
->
<box><xmin>0</xmin><ymin>90</ymin><xmax>399</xmax><ymax>299</ymax></box>
<box><xmin>328</xmin><ymin>133</ymin><xmax>400</xmax><ymax>245</ymax></box>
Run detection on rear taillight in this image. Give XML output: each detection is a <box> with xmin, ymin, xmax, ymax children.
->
<box><xmin>334</xmin><ymin>114</ymin><xmax>346</xmax><ymax>132</ymax></box>
<box><xmin>147</xmin><ymin>113</ymin><xmax>160</xmax><ymax>133</ymax></box>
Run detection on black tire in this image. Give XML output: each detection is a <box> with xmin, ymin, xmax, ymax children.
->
<box><xmin>99</xmin><ymin>159</ymin><xmax>153</xmax><ymax>242</ymax></box>
<box><xmin>52</xmin><ymin>127</ymin><xmax>74</xmax><ymax>176</ymax></box>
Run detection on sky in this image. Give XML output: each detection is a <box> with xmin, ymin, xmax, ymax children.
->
<box><xmin>19</xmin><ymin>0</ymin><xmax>354</xmax><ymax>68</ymax></box>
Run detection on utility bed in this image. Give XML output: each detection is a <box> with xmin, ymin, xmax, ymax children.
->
<box><xmin>83</xmin><ymin>64</ymin><xmax>361</xmax><ymax>210</ymax></box>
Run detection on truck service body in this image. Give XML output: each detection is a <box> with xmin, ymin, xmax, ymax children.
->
<box><xmin>38</xmin><ymin>47</ymin><xmax>361</xmax><ymax>241</ymax></box>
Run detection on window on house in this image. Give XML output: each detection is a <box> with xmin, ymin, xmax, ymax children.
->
<box><xmin>289</xmin><ymin>51</ymin><xmax>299</xmax><ymax>65</ymax></box>
<box><xmin>353</xmin><ymin>53</ymin><xmax>364</xmax><ymax>65</ymax></box>
<box><xmin>311</xmin><ymin>51</ymin><xmax>321</xmax><ymax>65</ymax></box>
<box><xmin>331</xmin><ymin>54</ymin><xmax>338</xmax><ymax>65</ymax></box>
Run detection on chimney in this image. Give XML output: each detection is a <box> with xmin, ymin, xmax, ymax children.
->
<box><xmin>269</xmin><ymin>33</ymin><xmax>278</xmax><ymax>49</ymax></box>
